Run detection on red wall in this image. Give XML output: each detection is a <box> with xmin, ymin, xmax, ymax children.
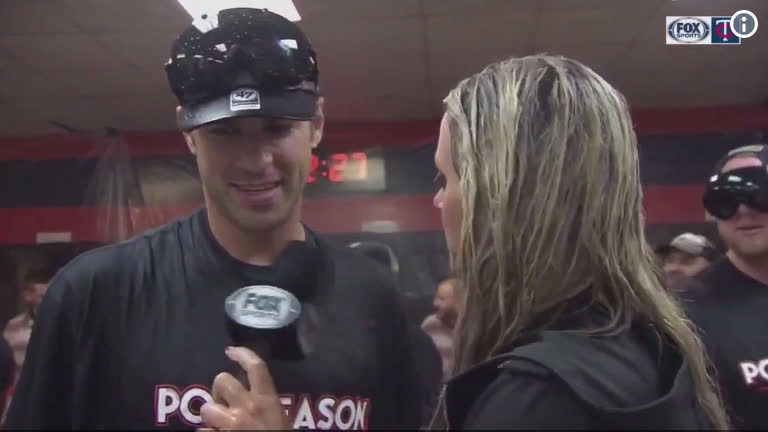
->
<box><xmin>0</xmin><ymin>103</ymin><xmax>767</xmax><ymax>245</ymax></box>
<box><xmin>2</xmin><ymin>104</ymin><xmax>768</xmax><ymax>160</ymax></box>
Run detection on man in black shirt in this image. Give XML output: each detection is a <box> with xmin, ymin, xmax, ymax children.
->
<box><xmin>0</xmin><ymin>336</ymin><xmax>14</xmax><ymax>424</ymax></box>
<box><xmin>5</xmin><ymin>8</ymin><xmax>422</xmax><ymax>430</ymax></box>
<box><xmin>679</xmin><ymin>144</ymin><xmax>768</xmax><ymax>429</ymax></box>
<box><xmin>347</xmin><ymin>241</ymin><xmax>444</xmax><ymax>424</ymax></box>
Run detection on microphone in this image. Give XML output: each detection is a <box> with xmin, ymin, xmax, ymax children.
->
<box><xmin>224</xmin><ymin>240</ymin><xmax>323</xmax><ymax>369</ymax></box>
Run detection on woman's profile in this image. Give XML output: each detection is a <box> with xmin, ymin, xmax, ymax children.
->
<box><xmin>429</xmin><ymin>54</ymin><xmax>729</xmax><ymax>430</ymax></box>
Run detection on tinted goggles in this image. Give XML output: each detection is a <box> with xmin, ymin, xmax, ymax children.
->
<box><xmin>702</xmin><ymin>166</ymin><xmax>768</xmax><ymax>220</ymax></box>
<box><xmin>165</xmin><ymin>29</ymin><xmax>318</xmax><ymax>105</ymax></box>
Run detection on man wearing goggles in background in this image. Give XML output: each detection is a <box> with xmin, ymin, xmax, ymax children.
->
<box><xmin>5</xmin><ymin>8</ymin><xmax>425</xmax><ymax>430</ymax></box>
<box><xmin>679</xmin><ymin>144</ymin><xmax>768</xmax><ymax>429</ymax></box>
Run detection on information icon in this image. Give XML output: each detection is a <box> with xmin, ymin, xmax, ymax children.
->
<box><xmin>731</xmin><ymin>10</ymin><xmax>758</xmax><ymax>39</ymax></box>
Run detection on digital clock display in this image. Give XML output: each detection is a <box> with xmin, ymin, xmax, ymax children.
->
<box><xmin>305</xmin><ymin>148</ymin><xmax>386</xmax><ymax>193</ymax></box>
<box><xmin>308</xmin><ymin>152</ymin><xmax>367</xmax><ymax>183</ymax></box>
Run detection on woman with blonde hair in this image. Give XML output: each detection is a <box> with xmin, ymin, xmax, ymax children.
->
<box><xmin>198</xmin><ymin>55</ymin><xmax>730</xmax><ymax>430</ymax></box>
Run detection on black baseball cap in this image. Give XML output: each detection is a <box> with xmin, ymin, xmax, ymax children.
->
<box><xmin>165</xmin><ymin>8</ymin><xmax>320</xmax><ymax>131</ymax></box>
<box><xmin>347</xmin><ymin>241</ymin><xmax>400</xmax><ymax>275</ymax></box>
<box><xmin>710</xmin><ymin>144</ymin><xmax>768</xmax><ymax>175</ymax></box>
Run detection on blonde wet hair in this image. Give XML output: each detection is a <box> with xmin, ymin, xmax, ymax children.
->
<box><xmin>443</xmin><ymin>54</ymin><xmax>728</xmax><ymax>429</ymax></box>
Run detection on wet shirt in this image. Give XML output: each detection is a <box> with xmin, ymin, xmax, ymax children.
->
<box><xmin>5</xmin><ymin>210</ymin><xmax>423</xmax><ymax>430</ymax></box>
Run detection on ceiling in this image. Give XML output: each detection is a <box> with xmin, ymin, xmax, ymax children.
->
<box><xmin>0</xmin><ymin>0</ymin><xmax>766</xmax><ymax>137</ymax></box>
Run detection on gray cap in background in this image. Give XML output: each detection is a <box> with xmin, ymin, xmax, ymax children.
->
<box><xmin>656</xmin><ymin>232</ymin><xmax>718</xmax><ymax>261</ymax></box>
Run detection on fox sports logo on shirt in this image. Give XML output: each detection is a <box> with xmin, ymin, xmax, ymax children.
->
<box><xmin>666</xmin><ymin>17</ymin><xmax>710</xmax><ymax>44</ymax></box>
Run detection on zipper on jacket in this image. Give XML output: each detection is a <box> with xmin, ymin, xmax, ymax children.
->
<box><xmin>429</xmin><ymin>352</ymin><xmax>520</xmax><ymax>430</ymax></box>
<box><xmin>441</xmin><ymin>384</ymin><xmax>450</xmax><ymax>431</ymax></box>
<box><xmin>426</xmin><ymin>384</ymin><xmax>449</xmax><ymax>431</ymax></box>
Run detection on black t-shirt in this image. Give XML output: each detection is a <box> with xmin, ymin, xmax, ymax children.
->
<box><xmin>679</xmin><ymin>257</ymin><xmax>768</xmax><ymax>430</ymax></box>
<box><xmin>5</xmin><ymin>210</ymin><xmax>424</xmax><ymax>430</ymax></box>
<box><xmin>0</xmin><ymin>336</ymin><xmax>13</xmax><ymax>420</ymax></box>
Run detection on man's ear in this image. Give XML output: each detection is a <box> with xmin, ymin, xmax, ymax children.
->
<box><xmin>310</xmin><ymin>97</ymin><xmax>325</xmax><ymax>149</ymax></box>
<box><xmin>177</xmin><ymin>106</ymin><xmax>197</xmax><ymax>155</ymax></box>
<box><xmin>183</xmin><ymin>132</ymin><xmax>196</xmax><ymax>155</ymax></box>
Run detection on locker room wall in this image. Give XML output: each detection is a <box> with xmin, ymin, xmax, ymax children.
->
<box><xmin>0</xmin><ymin>106</ymin><xmax>767</xmax><ymax>325</ymax></box>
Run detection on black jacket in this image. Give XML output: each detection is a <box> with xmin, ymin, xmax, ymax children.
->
<box><xmin>442</xmin><ymin>319</ymin><xmax>709</xmax><ymax>430</ymax></box>
<box><xmin>5</xmin><ymin>210</ymin><xmax>426</xmax><ymax>430</ymax></box>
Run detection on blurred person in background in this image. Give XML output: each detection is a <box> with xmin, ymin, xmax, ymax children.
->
<box><xmin>0</xmin><ymin>269</ymin><xmax>49</xmax><ymax>427</ymax></box>
<box><xmin>0</xmin><ymin>337</ymin><xmax>13</xmax><ymax>426</ymax></box>
<box><xmin>347</xmin><ymin>240</ymin><xmax>399</xmax><ymax>274</ymax></box>
<box><xmin>3</xmin><ymin>269</ymin><xmax>51</xmax><ymax>373</ymax></box>
<box><xmin>421</xmin><ymin>277</ymin><xmax>457</xmax><ymax>381</ymax></box>
<box><xmin>197</xmin><ymin>55</ymin><xmax>729</xmax><ymax>430</ymax></box>
<box><xmin>680</xmin><ymin>144</ymin><xmax>768</xmax><ymax>430</ymax></box>
<box><xmin>656</xmin><ymin>232</ymin><xmax>718</xmax><ymax>287</ymax></box>
<box><xmin>347</xmin><ymin>240</ymin><xmax>443</xmax><ymax>426</ymax></box>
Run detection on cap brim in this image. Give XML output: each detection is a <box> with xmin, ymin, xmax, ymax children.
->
<box><xmin>657</xmin><ymin>244</ymin><xmax>716</xmax><ymax>260</ymax></box>
<box><xmin>178</xmin><ymin>89</ymin><xmax>318</xmax><ymax>131</ymax></box>
<box><xmin>656</xmin><ymin>244</ymin><xmax>698</xmax><ymax>256</ymax></box>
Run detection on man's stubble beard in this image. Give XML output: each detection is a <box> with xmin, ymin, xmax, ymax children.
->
<box><xmin>724</xmin><ymin>232</ymin><xmax>768</xmax><ymax>263</ymax></box>
<box><xmin>438</xmin><ymin>308</ymin><xmax>458</xmax><ymax>330</ymax></box>
<box><xmin>730</xmin><ymin>242</ymin><xmax>768</xmax><ymax>261</ymax></box>
<box><xmin>208</xmin><ymin>175</ymin><xmax>304</xmax><ymax>234</ymax></box>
